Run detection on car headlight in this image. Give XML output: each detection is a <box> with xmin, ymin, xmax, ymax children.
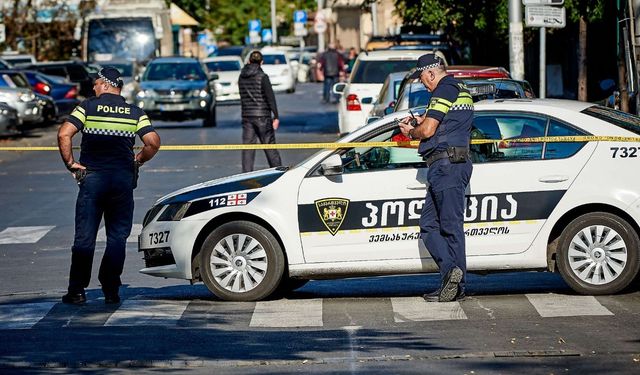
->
<box><xmin>136</xmin><ymin>90</ymin><xmax>153</xmax><ymax>99</ymax></box>
<box><xmin>281</xmin><ymin>69</ymin><xmax>290</xmax><ymax>76</ymax></box>
<box><xmin>0</xmin><ymin>109</ymin><xmax>8</xmax><ymax>115</ymax></box>
<box><xmin>190</xmin><ymin>89</ymin><xmax>209</xmax><ymax>98</ymax></box>
<box><xmin>19</xmin><ymin>92</ymin><xmax>36</xmax><ymax>102</ymax></box>
<box><xmin>157</xmin><ymin>202</ymin><xmax>192</xmax><ymax>221</ymax></box>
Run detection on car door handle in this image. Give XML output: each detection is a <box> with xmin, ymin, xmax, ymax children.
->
<box><xmin>538</xmin><ymin>175</ymin><xmax>569</xmax><ymax>183</ymax></box>
<box><xmin>406</xmin><ymin>184</ymin><xmax>427</xmax><ymax>190</ymax></box>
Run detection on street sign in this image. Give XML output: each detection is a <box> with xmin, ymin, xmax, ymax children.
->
<box><xmin>262</xmin><ymin>29</ymin><xmax>273</xmax><ymax>43</ymax></box>
<box><xmin>248</xmin><ymin>19</ymin><xmax>262</xmax><ymax>33</ymax></box>
<box><xmin>197</xmin><ymin>32</ymin><xmax>208</xmax><ymax>46</ymax></box>
<box><xmin>314</xmin><ymin>11</ymin><xmax>327</xmax><ymax>34</ymax></box>
<box><xmin>0</xmin><ymin>24</ymin><xmax>5</xmax><ymax>44</ymax></box>
<box><xmin>525</xmin><ymin>6</ymin><xmax>566</xmax><ymax>28</ymax></box>
<box><xmin>522</xmin><ymin>0</ymin><xmax>564</xmax><ymax>5</ymax></box>
<box><xmin>293</xmin><ymin>10</ymin><xmax>307</xmax><ymax>24</ymax></box>
<box><xmin>294</xmin><ymin>22</ymin><xmax>307</xmax><ymax>37</ymax></box>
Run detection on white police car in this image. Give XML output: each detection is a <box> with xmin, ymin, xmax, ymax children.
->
<box><xmin>139</xmin><ymin>99</ymin><xmax>640</xmax><ymax>301</ymax></box>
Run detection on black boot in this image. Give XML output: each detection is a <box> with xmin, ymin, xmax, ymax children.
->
<box><xmin>62</xmin><ymin>291</ymin><xmax>86</xmax><ymax>305</ymax></box>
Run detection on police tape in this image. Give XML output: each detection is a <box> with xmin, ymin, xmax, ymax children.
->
<box><xmin>1</xmin><ymin>135</ymin><xmax>640</xmax><ymax>152</ymax></box>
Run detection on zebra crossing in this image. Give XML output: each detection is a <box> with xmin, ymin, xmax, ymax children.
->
<box><xmin>0</xmin><ymin>293</ymin><xmax>619</xmax><ymax>331</ymax></box>
<box><xmin>0</xmin><ymin>225</ymin><xmax>142</xmax><ymax>245</ymax></box>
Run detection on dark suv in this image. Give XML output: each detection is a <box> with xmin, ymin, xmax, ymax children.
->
<box><xmin>20</xmin><ymin>61</ymin><xmax>95</xmax><ymax>98</ymax></box>
<box><xmin>135</xmin><ymin>57</ymin><xmax>217</xmax><ymax>127</ymax></box>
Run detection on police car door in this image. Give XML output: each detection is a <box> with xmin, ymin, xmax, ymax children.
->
<box><xmin>297</xmin><ymin>125</ymin><xmax>428</xmax><ymax>263</ymax></box>
<box><xmin>465</xmin><ymin>111</ymin><xmax>595</xmax><ymax>256</ymax></box>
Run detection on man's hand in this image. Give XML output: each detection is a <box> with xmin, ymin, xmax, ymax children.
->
<box><xmin>272</xmin><ymin>118</ymin><xmax>280</xmax><ymax>130</ymax></box>
<box><xmin>398</xmin><ymin>121</ymin><xmax>414</xmax><ymax>137</ymax></box>
<box><xmin>67</xmin><ymin>161</ymin><xmax>86</xmax><ymax>172</ymax></box>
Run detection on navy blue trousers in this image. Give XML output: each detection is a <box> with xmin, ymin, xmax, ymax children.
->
<box><xmin>323</xmin><ymin>75</ymin><xmax>338</xmax><ymax>103</ymax></box>
<box><xmin>68</xmin><ymin>169</ymin><xmax>134</xmax><ymax>294</ymax></box>
<box><xmin>420</xmin><ymin>159</ymin><xmax>472</xmax><ymax>292</ymax></box>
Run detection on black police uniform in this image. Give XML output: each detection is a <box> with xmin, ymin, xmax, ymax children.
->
<box><xmin>65</xmin><ymin>93</ymin><xmax>155</xmax><ymax>298</ymax></box>
<box><xmin>418</xmin><ymin>74</ymin><xmax>474</xmax><ymax>296</ymax></box>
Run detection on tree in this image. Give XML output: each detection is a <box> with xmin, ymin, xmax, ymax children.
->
<box><xmin>171</xmin><ymin>0</ymin><xmax>317</xmax><ymax>45</ymax></box>
<box><xmin>394</xmin><ymin>0</ymin><xmax>510</xmax><ymax>65</ymax></box>
<box><xmin>564</xmin><ymin>0</ymin><xmax>606</xmax><ymax>103</ymax></box>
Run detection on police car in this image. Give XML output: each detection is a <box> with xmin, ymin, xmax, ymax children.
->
<box><xmin>139</xmin><ymin>99</ymin><xmax>640</xmax><ymax>301</ymax></box>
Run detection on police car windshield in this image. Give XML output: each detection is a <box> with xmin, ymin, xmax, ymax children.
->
<box><xmin>351</xmin><ymin>60</ymin><xmax>418</xmax><ymax>84</ymax></box>
<box><xmin>205</xmin><ymin>61</ymin><xmax>241</xmax><ymax>71</ymax></box>
<box><xmin>143</xmin><ymin>63</ymin><xmax>207</xmax><ymax>81</ymax></box>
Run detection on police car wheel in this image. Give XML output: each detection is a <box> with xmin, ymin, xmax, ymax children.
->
<box><xmin>556</xmin><ymin>212</ymin><xmax>640</xmax><ymax>295</ymax></box>
<box><xmin>199</xmin><ymin>221</ymin><xmax>285</xmax><ymax>301</ymax></box>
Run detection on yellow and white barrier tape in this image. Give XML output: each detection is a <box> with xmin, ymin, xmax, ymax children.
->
<box><xmin>1</xmin><ymin>136</ymin><xmax>640</xmax><ymax>152</ymax></box>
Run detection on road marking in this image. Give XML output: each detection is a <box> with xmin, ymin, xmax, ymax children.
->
<box><xmin>104</xmin><ymin>300</ymin><xmax>189</xmax><ymax>326</ymax></box>
<box><xmin>250</xmin><ymin>299</ymin><xmax>323</xmax><ymax>328</ymax></box>
<box><xmin>0</xmin><ymin>302</ymin><xmax>56</xmax><ymax>329</ymax></box>
<box><xmin>391</xmin><ymin>297</ymin><xmax>468</xmax><ymax>322</ymax></box>
<box><xmin>0</xmin><ymin>226</ymin><xmax>55</xmax><ymax>244</ymax></box>
<box><xmin>526</xmin><ymin>294</ymin><xmax>614</xmax><ymax>317</ymax></box>
<box><xmin>97</xmin><ymin>224</ymin><xmax>142</xmax><ymax>243</ymax></box>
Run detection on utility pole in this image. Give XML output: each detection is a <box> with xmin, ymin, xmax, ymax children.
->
<box><xmin>508</xmin><ymin>0</ymin><xmax>525</xmax><ymax>80</ymax></box>
<box><xmin>371</xmin><ymin>1</ymin><xmax>378</xmax><ymax>37</ymax></box>
<box><xmin>317</xmin><ymin>0</ymin><xmax>325</xmax><ymax>53</ymax></box>
<box><xmin>271</xmin><ymin>0</ymin><xmax>277</xmax><ymax>45</ymax></box>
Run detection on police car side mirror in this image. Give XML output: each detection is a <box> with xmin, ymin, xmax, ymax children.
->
<box><xmin>208</xmin><ymin>73</ymin><xmax>219</xmax><ymax>81</ymax></box>
<box><xmin>333</xmin><ymin>83</ymin><xmax>346</xmax><ymax>95</ymax></box>
<box><xmin>320</xmin><ymin>154</ymin><xmax>343</xmax><ymax>176</ymax></box>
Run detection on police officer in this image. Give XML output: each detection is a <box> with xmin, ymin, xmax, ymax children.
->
<box><xmin>57</xmin><ymin>67</ymin><xmax>161</xmax><ymax>305</ymax></box>
<box><xmin>398</xmin><ymin>54</ymin><xmax>473</xmax><ymax>302</ymax></box>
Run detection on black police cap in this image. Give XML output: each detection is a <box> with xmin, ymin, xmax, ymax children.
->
<box><xmin>90</xmin><ymin>67</ymin><xmax>123</xmax><ymax>88</ymax></box>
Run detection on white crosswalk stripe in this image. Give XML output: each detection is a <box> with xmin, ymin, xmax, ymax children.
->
<box><xmin>250</xmin><ymin>298</ymin><xmax>323</xmax><ymax>328</ymax></box>
<box><xmin>0</xmin><ymin>226</ymin><xmax>55</xmax><ymax>244</ymax></box>
<box><xmin>104</xmin><ymin>300</ymin><xmax>189</xmax><ymax>326</ymax></box>
<box><xmin>97</xmin><ymin>224</ymin><xmax>142</xmax><ymax>243</ymax></box>
<box><xmin>391</xmin><ymin>297</ymin><xmax>467</xmax><ymax>322</ymax></box>
<box><xmin>0</xmin><ymin>302</ymin><xmax>56</xmax><ymax>329</ymax></box>
<box><xmin>526</xmin><ymin>293</ymin><xmax>614</xmax><ymax>317</ymax></box>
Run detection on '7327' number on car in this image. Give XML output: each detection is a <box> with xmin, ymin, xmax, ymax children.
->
<box><xmin>610</xmin><ymin>147</ymin><xmax>639</xmax><ymax>158</ymax></box>
<box><xmin>149</xmin><ymin>231</ymin><xmax>170</xmax><ymax>245</ymax></box>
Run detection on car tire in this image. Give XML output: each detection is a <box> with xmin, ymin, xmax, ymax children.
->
<box><xmin>200</xmin><ymin>221</ymin><xmax>285</xmax><ymax>301</ymax></box>
<box><xmin>202</xmin><ymin>105</ymin><xmax>216</xmax><ymax>127</ymax></box>
<box><xmin>286</xmin><ymin>87</ymin><xmax>295</xmax><ymax>94</ymax></box>
<box><xmin>556</xmin><ymin>212</ymin><xmax>640</xmax><ymax>295</ymax></box>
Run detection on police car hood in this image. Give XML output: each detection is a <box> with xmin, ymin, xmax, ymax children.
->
<box><xmin>157</xmin><ymin>168</ymin><xmax>287</xmax><ymax>205</ymax></box>
<box><xmin>140</xmin><ymin>80</ymin><xmax>207</xmax><ymax>91</ymax></box>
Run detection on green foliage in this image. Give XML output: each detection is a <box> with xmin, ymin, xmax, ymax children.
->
<box><xmin>564</xmin><ymin>0</ymin><xmax>606</xmax><ymax>23</ymax></box>
<box><xmin>172</xmin><ymin>0</ymin><xmax>317</xmax><ymax>45</ymax></box>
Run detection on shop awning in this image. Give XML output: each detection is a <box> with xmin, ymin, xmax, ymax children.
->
<box><xmin>171</xmin><ymin>3</ymin><xmax>199</xmax><ymax>26</ymax></box>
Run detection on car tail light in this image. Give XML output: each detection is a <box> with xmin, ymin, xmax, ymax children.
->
<box><xmin>64</xmin><ymin>87</ymin><xmax>78</xmax><ymax>99</ymax></box>
<box><xmin>346</xmin><ymin>94</ymin><xmax>361</xmax><ymax>111</ymax></box>
<box><xmin>34</xmin><ymin>82</ymin><xmax>51</xmax><ymax>95</ymax></box>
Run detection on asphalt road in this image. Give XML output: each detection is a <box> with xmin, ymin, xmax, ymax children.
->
<box><xmin>0</xmin><ymin>83</ymin><xmax>639</xmax><ymax>374</ymax></box>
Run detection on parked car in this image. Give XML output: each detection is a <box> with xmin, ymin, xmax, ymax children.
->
<box><xmin>139</xmin><ymin>100</ymin><xmax>640</xmax><ymax>300</ymax></box>
<box><xmin>333</xmin><ymin>49</ymin><xmax>445</xmax><ymax>134</ymax></box>
<box><xmin>0</xmin><ymin>72</ymin><xmax>45</xmax><ymax>126</ymax></box>
<box><xmin>0</xmin><ymin>70</ymin><xmax>57</xmax><ymax>124</ymax></box>
<box><xmin>20</xmin><ymin>61</ymin><xmax>95</xmax><ymax>98</ymax></box>
<box><xmin>366</xmin><ymin>71</ymin><xmax>409</xmax><ymax>124</ymax></box>
<box><xmin>0</xmin><ymin>102</ymin><xmax>19</xmax><ymax>135</ymax></box>
<box><xmin>203</xmin><ymin>56</ymin><xmax>243</xmax><ymax>103</ymax></box>
<box><xmin>257</xmin><ymin>50</ymin><xmax>296</xmax><ymax>93</ymax></box>
<box><xmin>21</xmin><ymin>70</ymin><xmax>80</xmax><ymax>116</ymax></box>
<box><xmin>288</xmin><ymin>51</ymin><xmax>313</xmax><ymax>82</ymax></box>
<box><xmin>135</xmin><ymin>56</ymin><xmax>217</xmax><ymax>127</ymax></box>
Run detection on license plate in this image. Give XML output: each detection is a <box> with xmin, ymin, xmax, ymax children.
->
<box><xmin>160</xmin><ymin>104</ymin><xmax>185</xmax><ymax>111</ymax></box>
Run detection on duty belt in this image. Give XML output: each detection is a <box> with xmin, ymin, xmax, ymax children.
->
<box><xmin>423</xmin><ymin>146</ymin><xmax>470</xmax><ymax>167</ymax></box>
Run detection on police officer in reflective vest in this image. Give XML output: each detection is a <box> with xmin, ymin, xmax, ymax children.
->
<box><xmin>57</xmin><ymin>67</ymin><xmax>161</xmax><ymax>305</ymax></box>
<box><xmin>399</xmin><ymin>54</ymin><xmax>473</xmax><ymax>302</ymax></box>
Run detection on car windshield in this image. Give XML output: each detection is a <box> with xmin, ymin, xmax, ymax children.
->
<box><xmin>88</xmin><ymin>18</ymin><xmax>155</xmax><ymax>62</ymax></box>
<box><xmin>205</xmin><ymin>61</ymin><xmax>241</xmax><ymax>71</ymax></box>
<box><xmin>582</xmin><ymin>105</ymin><xmax>640</xmax><ymax>136</ymax></box>
<box><xmin>143</xmin><ymin>62</ymin><xmax>206</xmax><ymax>81</ymax></box>
<box><xmin>351</xmin><ymin>60</ymin><xmax>418</xmax><ymax>84</ymax></box>
<box><xmin>263</xmin><ymin>55</ymin><xmax>287</xmax><ymax>65</ymax></box>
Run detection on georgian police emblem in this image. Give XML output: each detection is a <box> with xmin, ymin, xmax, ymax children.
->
<box><xmin>315</xmin><ymin>198</ymin><xmax>349</xmax><ymax>235</ymax></box>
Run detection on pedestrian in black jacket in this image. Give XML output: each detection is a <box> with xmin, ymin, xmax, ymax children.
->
<box><xmin>238</xmin><ymin>51</ymin><xmax>282</xmax><ymax>172</ymax></box>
